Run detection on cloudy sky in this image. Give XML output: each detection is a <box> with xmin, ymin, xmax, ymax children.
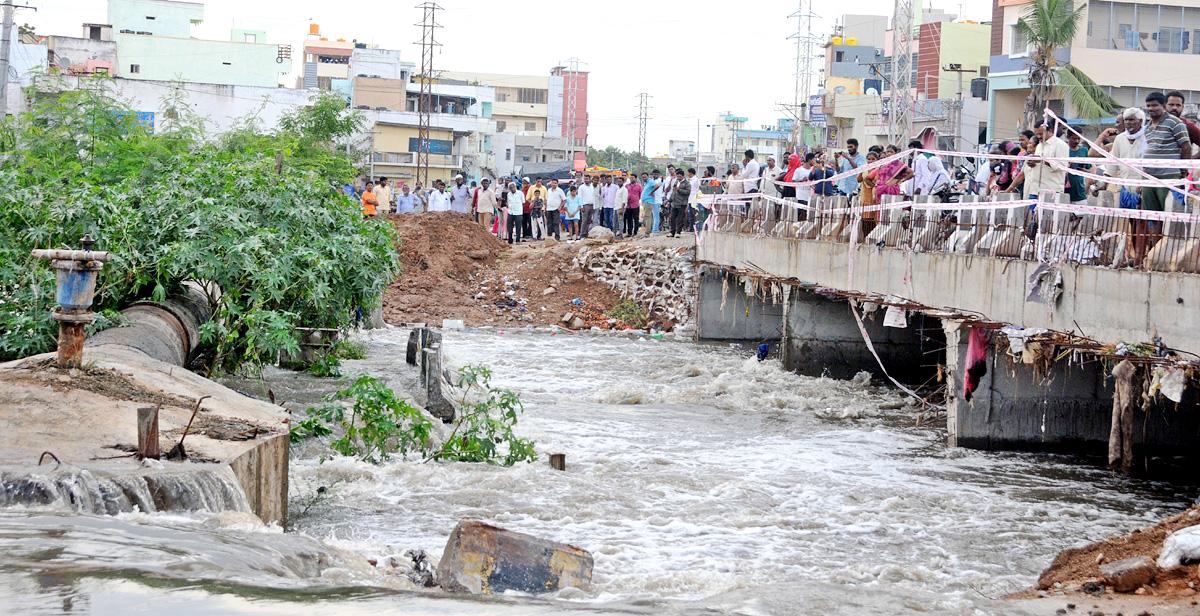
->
<box><xmin>30</xmin><ymin>0</ymin><xmax>991</xmax><ymax>154</ymax></box>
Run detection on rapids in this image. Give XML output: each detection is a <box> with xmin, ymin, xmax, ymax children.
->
<box><xmin>0</xmin><ymin>328</ymin><xmax>1192</xmax><ymax>615</ymax></box>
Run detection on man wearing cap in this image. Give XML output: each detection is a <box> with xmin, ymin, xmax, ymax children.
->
<box><xmin>450</xmin><ymin>174</ymin><xmax>471</xmax><ymax>214</ymax></box>
<box><xmin>475</xmin><ymin>179</ymin><xmax>497</xmax><ymax>230</ymax></box>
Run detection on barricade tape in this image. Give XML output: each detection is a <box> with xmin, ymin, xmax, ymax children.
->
<box><xmin>1038</xmin><ymin>200</ymin><xmax>1200</xmax><ymax>224</ymax></box>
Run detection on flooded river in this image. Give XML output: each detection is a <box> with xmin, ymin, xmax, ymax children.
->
<box><xmin>1</xmin><ymin>328</ymin><xmax>1193</xmax><ymax>615</ymax></box>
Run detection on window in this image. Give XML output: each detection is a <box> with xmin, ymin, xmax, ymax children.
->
<box><xmin>522</xmin><ymin>156</ymin><xmax>531</xmax><ymax>162</ymax></box>
<box><xmin>505</xmin><ymin>148</ymin><xmax>512</xmax><ymax>161</ymax></box>
<box><xmin>244</xmin><ymin>33</ymin><xmax>257</xmax><ymax>42</ymax></box>
<box><xmin>1160</xmin><ymin>27</ymin><xmax>1183</xmax><ymax>53</ymax></box>
<box><xmin>496</xmin><ymin>92</ymin><xmax>508</xmax><ymax>102</ymax></box>
<box><xmin>130</xmin><ymin>64</ymin><xmax>140</xmax><ymax>74</ymax></box>
<box><xmin>1118</xmin><ymin>23</ymin><xmax>1134</xmax><ymax>49</ymax></box>
<box><xmin>145</xmin><ymin>15</ymin><xmax>156</xmax><ymax>20</ymax></box>
<box><xmin>496</xmin><ymin>121</ymin><xmax>506</xmax><ymax>131</ymax></box>
<box><xmin>1010</xmin><ymin>25</ymin><xmax>1029</xmax><ymax>55</ymax></box>
<box><xmin>517</xmin><ymin>88</ymin><xmax>547</xmax><ymax>104</ymax></box>
<box><xmin>979</xmin><ymin>65</ymin><xmax>989</xmax><ymax>78</ymax></box>
<box><xmin>835</xmin><ymin>51</ymin><xmax>844</xmax><ymax>62</ymax></box>
<box><xmin>524</xmin><ymin>121</ymin><xmax>536</xmax><ymax>131</ymax></box>
<box><xmin>750</xmin><ymin>139</ymin><xmax>760</xmax><ymax>146</ymax></box>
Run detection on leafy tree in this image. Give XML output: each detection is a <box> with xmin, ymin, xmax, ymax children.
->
<box><xmin>0</xmin><ymin>77</ymin><xmax>399</xmax><ymax>374</ymax></box>
<box><xmin>1018</xmin><ymin>0</ymin><xmax>1120</xmax><ymax>128</ymax></box>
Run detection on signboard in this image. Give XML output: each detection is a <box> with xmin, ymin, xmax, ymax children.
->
<box><xmin>826</xmin><ymin>126</ymin><xmax>839</xmax><ymax>148</ymax></box>
<box><xmin>408</xmin><ymin>137</ymin><xmax>453</xmax><ymax>155</ymax></box>
<box><xmin>808</xmin><ymin>94</ymin><xmax>826</xmax><ymax>126</ymax></box>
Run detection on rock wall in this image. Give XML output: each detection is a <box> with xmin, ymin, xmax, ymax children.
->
<box><xmin>574</xmin><ymin>244</ymin><xmax>697</xmax><ymax>334</ymax></box>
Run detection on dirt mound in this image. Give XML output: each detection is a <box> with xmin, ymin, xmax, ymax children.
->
<box><xmin>382</xmin><ymin>212</ymin><xmax>507</xmax><ymax>325</ymax></box>
<box><xmin>473</xmin><ymin>242</ymin><xmax>622</xmax><ymax>329</ymax></box>
<box><xmin>1023</xmin><ymin>505</ymin><xmax>1200</xmax><ymax>603</ymax></box>
<box><xmin>381</xmin><ymin>214</ymin><xmax>626</xmax><ymax>328</ymax></box>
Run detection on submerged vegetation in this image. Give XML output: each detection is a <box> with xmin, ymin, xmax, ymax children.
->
<box><xmin>290</xmin><ymin>365</ymin><xmax>537</xmax><ymax>467</ymax></box>
<box><xmin>0</xmin><ymin>78</ymin><xmax>399</xmax><ymax>374</ymax></box>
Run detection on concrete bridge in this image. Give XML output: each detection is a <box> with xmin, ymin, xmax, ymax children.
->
<box><xmin>695</xmin><ymin>193</ymin><xmax>1200</xmax><ymax>459</ymax></box>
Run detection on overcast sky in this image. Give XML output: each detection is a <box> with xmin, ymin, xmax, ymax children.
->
<box><xmin>30</xmin><ymin>0</ymin><xmax>991</xmax><ymax>154</ymax></box>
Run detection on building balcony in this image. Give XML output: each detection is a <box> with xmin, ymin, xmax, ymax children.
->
<box><xmin>372</xmin><ymin>151</ymin><xmax>463</xmax><ymax>168</ymax></box>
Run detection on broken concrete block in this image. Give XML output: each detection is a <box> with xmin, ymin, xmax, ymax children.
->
<box><xmin>560</xmin><ymin>312</ymin><xmax>573</xmax><ymax>323</ymax></box>
<box><xmin>542</xmin><ymin>287</ymin><xmax>556</xmax><ymax>296</ymax></box>
<box><xmin>1100</xmin><ymin>555</ymin><xmax>1157</xmax><ymax>592</ymax></box>
<box><xmin>586</xmin><ymin>226</ymin><xmax>614</xmax><ymax>241</ymax></box>
<box><xmin>437</xmin><ymin>519</ymin><xmax>593</xmax><ymax>595</ymax></box>
<box><xmin>405</xmin><ymin>327</ymin><xmax>426</xmax><ymax>365</ymax></box>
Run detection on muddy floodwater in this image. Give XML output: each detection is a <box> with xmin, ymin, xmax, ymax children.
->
<box><xmin>1</xmin><ymin>328</ymin><xmax>1193</xmax><ymax>615</ymax></box>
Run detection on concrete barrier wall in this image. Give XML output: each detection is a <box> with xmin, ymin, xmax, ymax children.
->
<box><xmin>697</xmin><ymin>233</ymin><xmax>1200</xmax><ymax>355</ymax></box>
<box><xmin>696</xmin><ymin>268</ymin><xmax>785</xmax><ymax>341</ymax></box>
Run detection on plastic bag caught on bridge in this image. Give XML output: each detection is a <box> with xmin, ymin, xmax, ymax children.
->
<box><xmin>1026</xmin><ymin>263</ymin><xmax>1063</xmax><ymax>305</ymax></box>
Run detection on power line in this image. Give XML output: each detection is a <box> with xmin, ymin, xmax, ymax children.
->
<box><xmin>414</xmin><ymin>1</ymin><xmax>442</xmax><ymax>188</ymax></box>
<box><xmin>636</xmin><ymin>92</ymin><xmax>650</xmax><ymax>157</ymax></box>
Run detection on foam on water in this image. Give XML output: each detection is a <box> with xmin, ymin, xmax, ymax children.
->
<box><xmin>1</xmin><ymin>327</ymin><xmax>1191</xmax><ymax>615</ymax></box>
<box><xmin>289</xmin><ymin>329</ymin><xmax>1191</xmax><ymax>611</ymax></box>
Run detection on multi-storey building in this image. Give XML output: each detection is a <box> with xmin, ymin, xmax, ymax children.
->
<box><xmin>106</xmin><ymin>0</ymin><xmax>289</xmax><ymax>88</ymax></box>
<box><xmin>987</xmin><ymin>0</ymin><xmax>1200</xmax><ymax>141</ymax></box>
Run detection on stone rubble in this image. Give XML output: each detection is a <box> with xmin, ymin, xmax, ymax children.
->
<box><xmin>573</xmin><ymin>244</ymin><xmax>697</xmax><ymax>333</ymax></box>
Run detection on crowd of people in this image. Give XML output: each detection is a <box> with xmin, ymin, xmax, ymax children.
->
<box><xmin>352</xmin><ymin>90</ymin><xmax>1198</xmax><ymax>264</ymax></box>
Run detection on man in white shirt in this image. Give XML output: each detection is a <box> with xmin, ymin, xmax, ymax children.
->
<box><xmin>428</xmin><ymin>180</ymin><xmax>451</xmax><ymax>212</ymax></box>
<box><xmin>449</xmin><ymin>174</ymin><xmax>471</xmax><ymax>214</ymax></box>
<box><xmin>740</xmin><ymin>149</ymin><xmax>761</xmax><ymax>193</ymax></box>
<box><xmin>1024</xmin><ymin>120</ymin><xmax>1069</xmax><ymax>200</ymax></box>
<box><xmin>796</xmin><ymin>153</ymin><xmax>815</xmax><ymax>204</ymax></box>
<box><xmin>760</xmin><ymin>157</ymin><xmax>783</xmax><ymax>198</ymax></box>
<box><xmin>505</xmin><ymin>183</ymin><xmax>526</xmax><ymax>243</ymax></box>
<box><xmin>613</xmin><ymin>177</ymin><xmax>628</xmax><ymax>236</ymax></box>
<box><xmin>544</xmin><ymin>179</ymin><xmax>566</xmax><ymax>241</ymax></box>
<box><xmin>577</xmin><ymin>177</ymin><xmax>596</xmax><ymax>238</ymax></box>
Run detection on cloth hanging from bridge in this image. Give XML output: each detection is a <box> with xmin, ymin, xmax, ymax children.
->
<box><xmin>964</xmin><ymin>328</ymin><xmax>990</xmax><ymax>403</ymax></box>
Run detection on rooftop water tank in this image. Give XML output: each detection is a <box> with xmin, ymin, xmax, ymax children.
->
<box><xmin>309</xmin><ymin>23</ymin><xmax>319</xmax><ymax>35</ymax></box>
<box><xmin>832</xmin><ymin>36</ymin><xmax>844</xmax><ymax>45</ymax></box>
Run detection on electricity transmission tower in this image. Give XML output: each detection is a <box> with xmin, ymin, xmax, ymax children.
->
<box><xmin>890</xmin><ymin>0</ymin><xmax>914</xmax><ymax>145</ymax></box>
<box><xmin>783</xmin><ymin>0</ymin><xmax>820</xmax><ymax>150</ymax></box>
<box><xmin>636</xmin><ymin>93</ymin><xmax>651</xmax><ymax>158</ymax></box>
<box><xmin>414</xmin><ymin>2</ymin><xmax>442</xmax><ymax>188</ymax></box>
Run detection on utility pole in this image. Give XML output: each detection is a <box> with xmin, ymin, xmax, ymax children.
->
<box><xmin>0</xmin><ymin>0</ymin><xmax>27</xmax><ymax>119</ymax></box>
<box><xmin>636</xmin><ymin>92</ymin><xmax>650</xmax><ymax>158</ymax></box>
<box><xmin>942</xmin><ymin>63</ymin><xmax>976</xmax><ymax>152</ymax></box>
<box><xmin>890</xmin><ymin>0</ymin><xmax>915</xmax><ymax>146</ymax></box>
<box><xmin>414</xmin><ymin>2</ymin><xmax>442</xmax><ymax>189</ymax></box>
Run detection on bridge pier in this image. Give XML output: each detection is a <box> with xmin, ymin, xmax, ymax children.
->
<box><xmin>781</xmin><ymin>289</ymin><xmax>938</xmax><ymax>382</ymax></box>
<box><xmin>943</xmin><ymin>320</ymin><xmax>1200</xmax><ymax>458</ymax></box>
<box><xmin>696</xmin><ymin>269</ymin><xmax>938</xmax><ymax>382</ymax></box>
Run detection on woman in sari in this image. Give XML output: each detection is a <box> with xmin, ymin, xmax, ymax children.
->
<box><xmin>857</xmin><ymin>150</ymin><xmax>881</xmax><ymax>235</ymax></box>
<box><xmin>871</xmin><ymin>144</ymin><xmax>913</xmax><ymax>200</ymax></box>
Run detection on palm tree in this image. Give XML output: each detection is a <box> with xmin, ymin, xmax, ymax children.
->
<box><xmin>1018</xmin><ymin>0</ymin><xmax>1120</xmax><ymax>128</ymax></box>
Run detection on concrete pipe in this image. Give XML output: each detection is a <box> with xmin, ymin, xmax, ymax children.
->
<box><xmin>85</xmin><ymin>284</ymin><xmax>213</xmax><ymax>367</ymax></box>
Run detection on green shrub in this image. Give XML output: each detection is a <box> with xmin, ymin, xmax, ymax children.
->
<box><xmin>605</xmin><ymin>300</ymin><xmax>647</xmax><ymax>329</ymax></box>
<box><xmin>0</xmin><ymin>79</ymin><xmax>398</xmax><ymax>375</ymax></box>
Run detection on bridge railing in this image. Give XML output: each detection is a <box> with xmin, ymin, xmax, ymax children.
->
<box><xmin>700</xmin><ymin>191</ymin><xmax>1200</xmax><ymax>273</ymax></box>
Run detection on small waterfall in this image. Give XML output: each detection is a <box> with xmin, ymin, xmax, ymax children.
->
<box><xmin>1</xmin><ymin>467</ymin><xmax>251</xmax><ymax>516</ymax></box>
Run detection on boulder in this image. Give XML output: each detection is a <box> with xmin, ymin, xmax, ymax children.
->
<box><xmin>544</xmin><ymin>237</ymin><xmax>558</xmax><ymax>247</ymax></box>
<box><xmin>542</xmin><ymin>287</ymin><xmax>556</xmax><ymax>296</ymax></box>
<box><xmin>586</xmin><ymin>226</ymin><xmax>615</xmax><ymax>242</ymax></box>
<box><xmin>463</xmin><ymin>250</ymin><xmax>490</xmax><ymax>260</ymax></box>
<box><xmin>437</xmin><ymin>519</ymin><xmax>593</xmax><ymax>595</ymax></box>
<box><xmin>1100</xmin><ymin>555</ymin><xmax>1157</xmax><ymax>592</ymax></box>
<box><xmin>570</xmin><ymin>317</ymin><xmax>585</xmax><ymax>329</ymax></box>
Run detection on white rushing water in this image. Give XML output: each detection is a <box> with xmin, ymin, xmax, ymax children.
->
<box><xmin>0</xmin><ymin>327</ymin><xmax>1192</xmax><ymax>615</ymax></box>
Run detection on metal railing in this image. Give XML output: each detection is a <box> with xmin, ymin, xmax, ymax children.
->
<box><xmin>703</xmin><ymin>191</ymin><xmax>1200</xmax><ymax>274</ymax></box>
